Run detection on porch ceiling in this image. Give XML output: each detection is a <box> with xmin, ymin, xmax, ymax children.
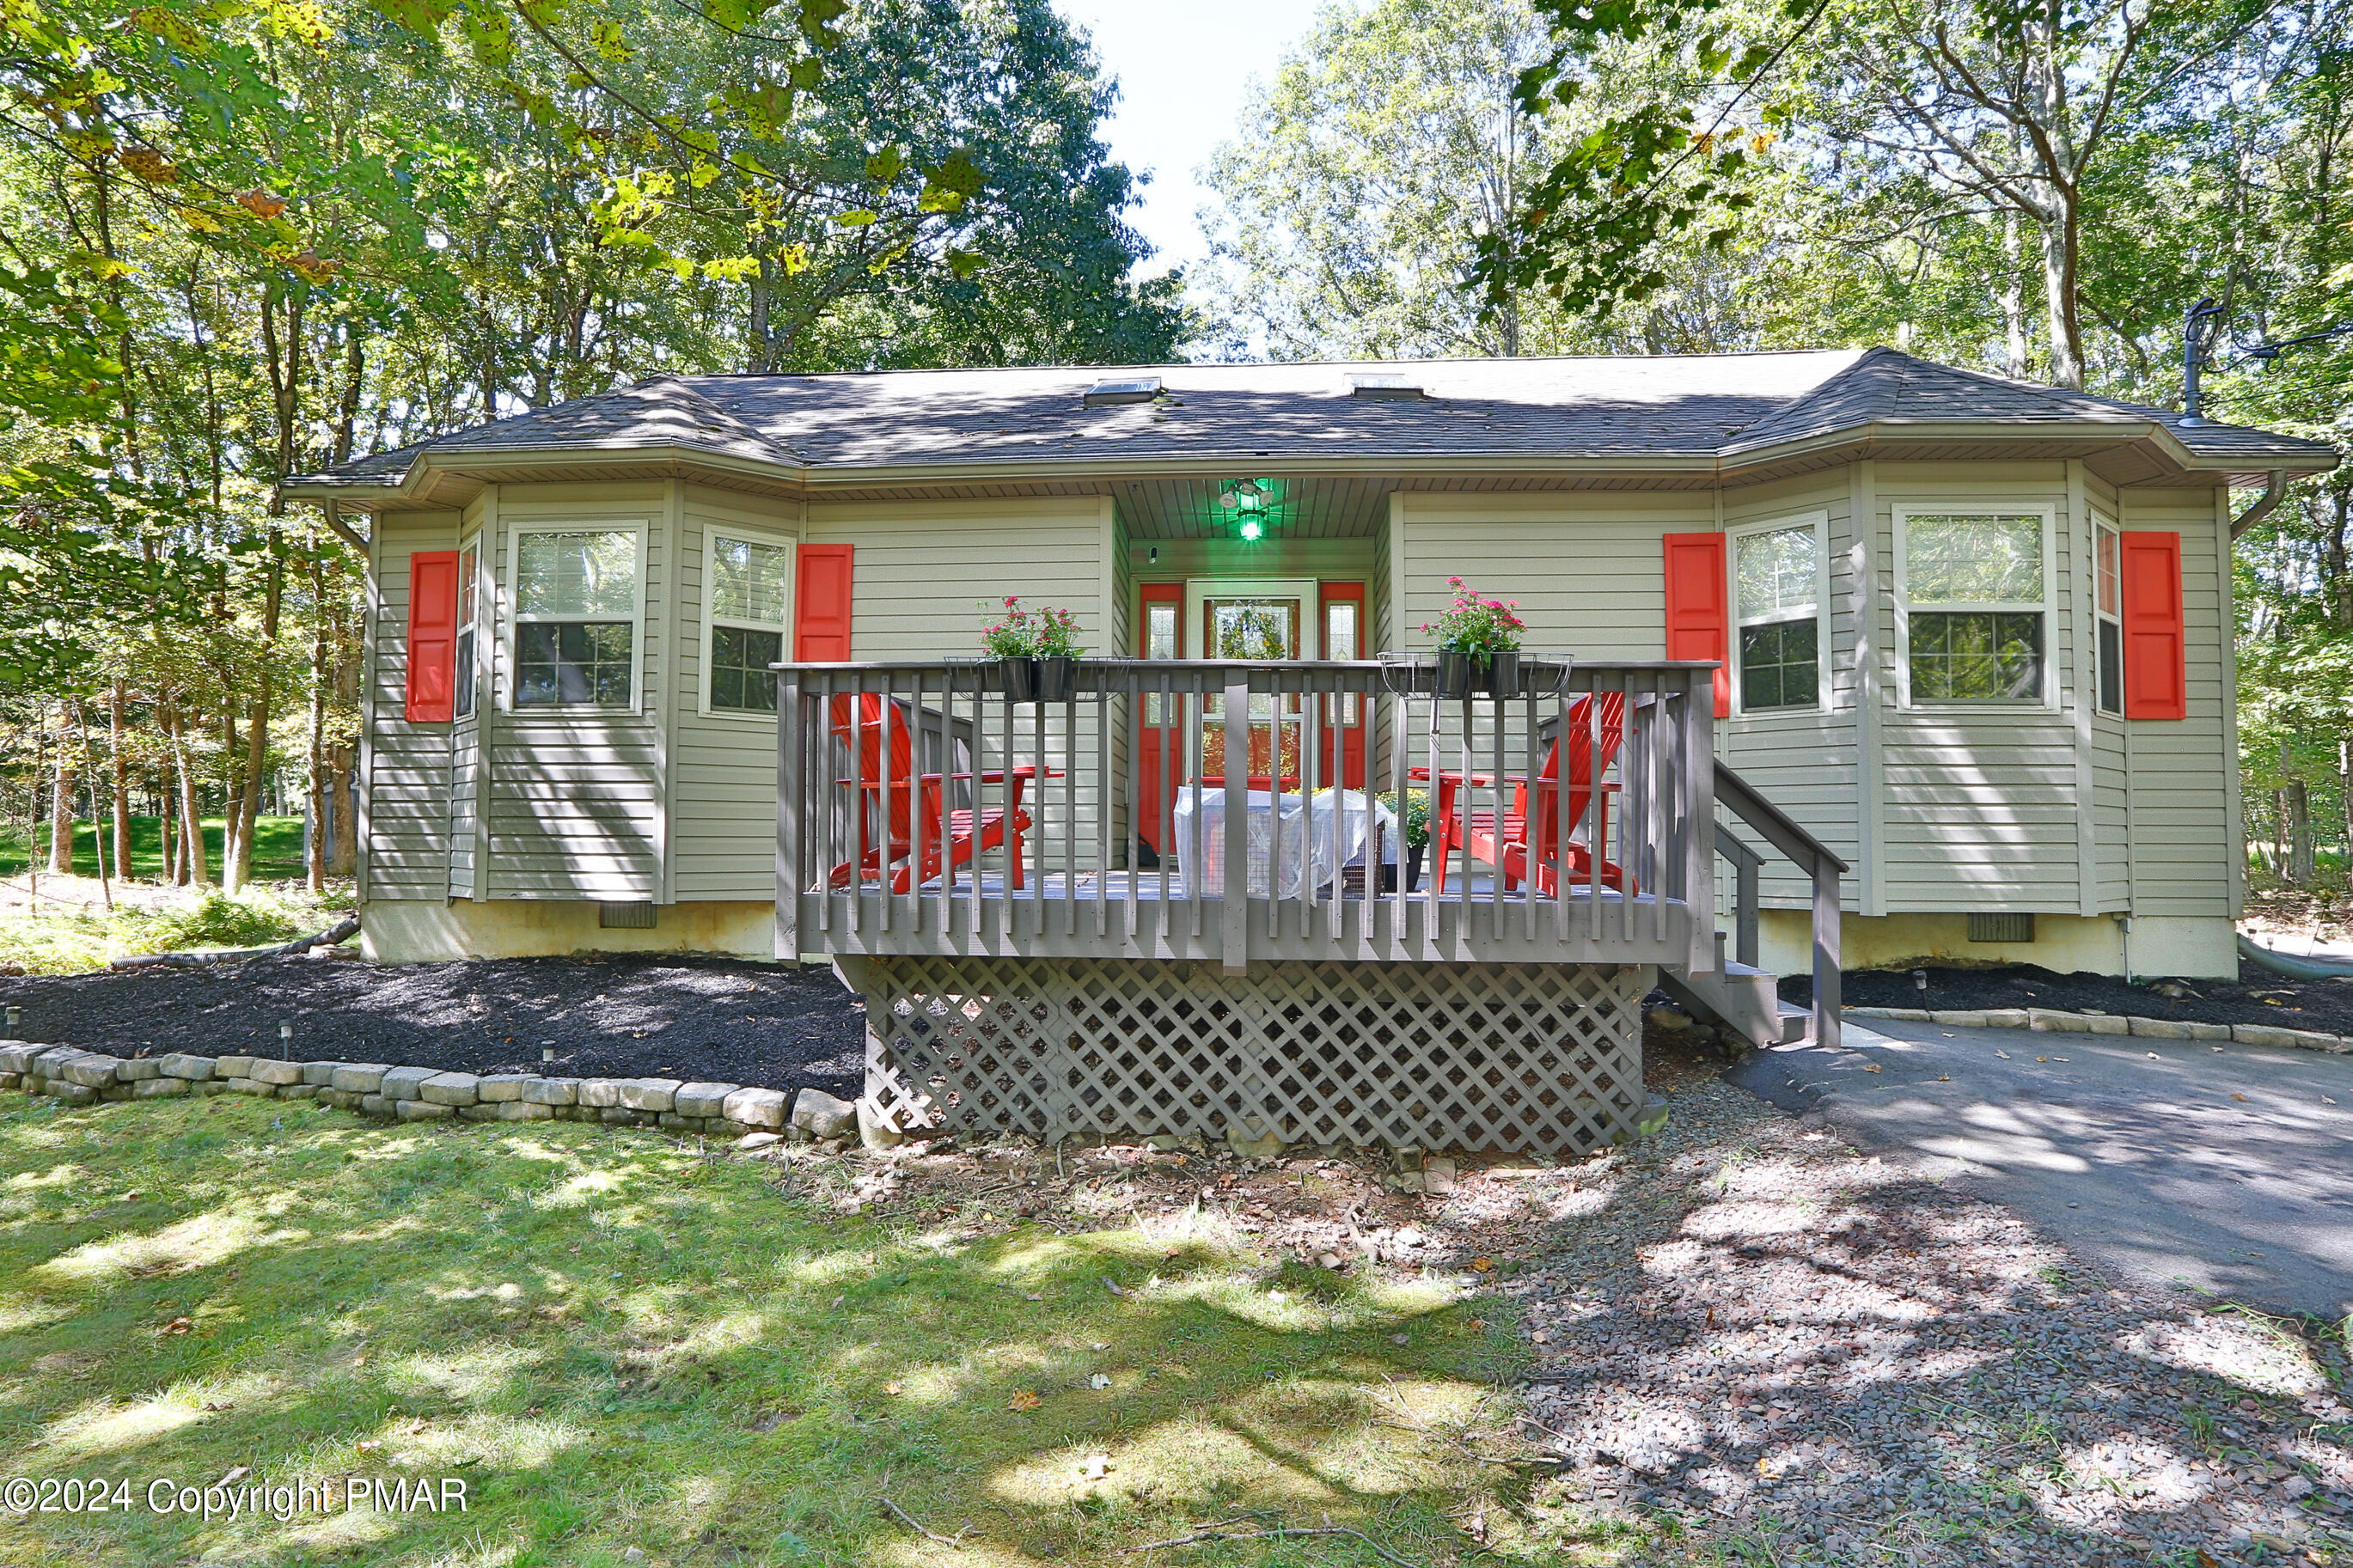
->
<box><xmin>1115</xmin><ymin>473</ymin><xmax>1395</xmax><ymax>540</ymax></box>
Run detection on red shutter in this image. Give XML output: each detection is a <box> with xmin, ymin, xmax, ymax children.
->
<box><xmin>2121</xmin><ymin>530</ymin><xmax>2186</xmax><ymax>720</ymax></box>
<box><xmin>404</xmin><ymin>550</ymin><xmax>459</xmax><ymax>723</ymax></box>
<box><xmin>794</xmin><ymin>543</ymin><xmax>854</xmax><ymax>661</ymax></box>
<box><xmin>1663</xmin><ymin>533</ymin><xmax>1731</xmax><ymax>717</ymax></box>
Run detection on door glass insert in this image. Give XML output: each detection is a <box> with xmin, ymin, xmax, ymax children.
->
<box><xmin>1202</xmin><ymin>595</ymin><xmax>1301</xmax><ymax>781</ymax></box>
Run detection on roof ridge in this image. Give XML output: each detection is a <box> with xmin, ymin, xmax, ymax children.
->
<box><xmin>1719</xmin><ymin>345</ymin><xmax>1894</xmax><ymax>441</ymax></box>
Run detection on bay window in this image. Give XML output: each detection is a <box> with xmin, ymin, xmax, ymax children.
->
<box><xmin>455</xmin><ymin>537</ymin><xmax>479</xmax><ymax>719</ymax></box>
<box><xmin>2095</xmin><ymin>522</ymin><xmax>2123</xmax><ymax>715</ymax></box>
<box><xmin>512</xmin><ymin>527</ymin><xmax>641</xmax><ymax>709</ymax></box>
<box><xmin>1732</xmin><ymin>517</ymin><xmax>1824</xmax><ymax>712</ymax></box>
<box><xmin>706</xmin><ymin>532</ymin><xmax>792</xmax><ymax>714</ymax></box>
<box><xmin>1898</xmin><ymin>510</ymin><xmax>2049</xmax><ymax>705</ymax></box>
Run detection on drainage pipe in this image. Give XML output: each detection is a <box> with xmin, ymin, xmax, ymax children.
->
<box><xmin>2235</xmin><ymin>932</ymin><xmax>2353</xmax><ymax>981</ymax></box>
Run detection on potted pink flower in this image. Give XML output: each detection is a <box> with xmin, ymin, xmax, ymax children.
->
<box><xmin>981</xmin><ymin>597</ymin><xmax>1085</xmax><ymax>701</ymax></box>
<box><xmin>1421</xmin><ymin>578</ymin><xmax>1526</xmax><ymax>698</ymax></box>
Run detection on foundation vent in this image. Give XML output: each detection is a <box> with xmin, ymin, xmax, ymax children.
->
<box><xmin>1966</xmin><ymin>912</ymin><xmax>2035</xmax><ymax>944</ymax></box>
<box><xmin>599</xmin><ymin>902</ymin><xmax>657</xmax><ymax>930</ymax></box>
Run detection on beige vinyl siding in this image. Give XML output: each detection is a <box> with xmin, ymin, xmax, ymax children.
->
<box><xmin>1397</xmin><ymin>491</ymin><xmax>1711</xmax><ymax>659</ymax></box>
<box><xmin>448</xmin><ymin>718</ymin><xmax>479</xmax><ymax>898</ymax></box>
<box><xmin>2120</xmin><ymin>485</ymin><xmax>2234</xmax><ymax>918</ymax></box>
<box><xmin>485</xmin><ymin>483</ymin><xmax>667</xmax><ymax>900</ymax></box>
<box><xmin>1397</xmin><ymin>491</ymin><xmax>1708</xmax><ymax>894</ymax></box>
<box><xmin>809</xmin><ymin>495</ymin><xmax>1111</xmax><ymax>852</ymax></box>
<box><xmin>364</xmin><ymin>510</ymin><xmax>464</xmax><ymax>900</ymax></box>
<box><xmin>1719</xmin><ymin>475</ymin><xmax>1861</xmax><ymax>909</ymax></box>
<box><xmin>1872</xmin><ymin>464</ymin><xmax>2081</xmax><ymax>911</ymax></box>
<box><xmin>672</xmin><ymin>485</ymin><xmax>798</xmax><ymax>900</ymax></box>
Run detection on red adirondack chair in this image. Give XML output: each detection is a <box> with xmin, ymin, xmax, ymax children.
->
<box><xmin>1429</xmin><ymin>691</ymin><xmax>1633</xmax><ymax>895</ymax></box>
<box><xmin>827</xmin><ymin>693</ymin><xmax>1036</xmax><ymax>892</ymax></box>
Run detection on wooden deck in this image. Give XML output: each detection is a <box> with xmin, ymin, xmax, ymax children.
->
<box><xmin>777</xmin><ymin>658</ymin><xmax>1717</xmax><ymax>973</ymax></box>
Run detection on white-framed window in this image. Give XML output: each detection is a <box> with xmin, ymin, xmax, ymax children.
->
<box><xmin>1894</xmin><ymin>507</ymin><xmax>2053</xmax><ymax>707</ymax></box>
<box><xmin>1729</xmin><ymin>512</ymin><xmax>1827</xmax><ymax>714</ymax></box>
<box><xmin>455</xmin><ymin>534</ymin><xmax>480</xmax><ymax>719</ymax></box>
<box><xmin>508</xmin><ymin>523</ymin><xmax>645</xmax><ymax>711</ymax></box>
<box><xmin>2094</xmin><ymin>520</ymin><xmax>2123</xmax><ymax>715</ymax></box>
<box><xmin>702</xmin><ymin>528</ymin><xmax>793</xmax><ymax>717</ymax></box>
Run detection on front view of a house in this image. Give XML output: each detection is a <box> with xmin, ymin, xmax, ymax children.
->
<box><xmin>287</xmin><ymin>349</ymin><xmax>2334</xmax><ymax>1152</ymax></box>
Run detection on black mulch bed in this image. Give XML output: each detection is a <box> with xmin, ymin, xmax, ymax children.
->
<box><xmin>0</xmin><ymin>954</ymin><xmax>865</xmax><ymax>1095</ymax></box>
<box><xmin>1782</xmin><ymin>957</ymin><xmax>2353</xmax><ymax>1037</ymax></box>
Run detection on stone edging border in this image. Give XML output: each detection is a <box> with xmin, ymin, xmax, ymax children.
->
<box><xmin>1843</xmin><ymin>1006</ymin><xmax>2353</xmax><ymax>1054</ymax></box>
<box><xmin>0</xmin><ymin>1042</ymin><xmax>871</xmax><ymax>1146</ymax></box>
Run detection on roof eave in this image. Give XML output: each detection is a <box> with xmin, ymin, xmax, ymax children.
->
<box><xmin>281</xmin><ymin>413</ymin><xmax>2339</xmax><ymax>506</ymax></box>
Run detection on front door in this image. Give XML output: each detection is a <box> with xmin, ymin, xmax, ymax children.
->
<box><xmin>1135</xmin><ymin>578</ymin><xmax>1364</xmax><ymax>853</ymax></box>
<box><xmin>1195</xmin><ymin>580</ymin><xmax>1311</xmax><ymax>787</ymax></box>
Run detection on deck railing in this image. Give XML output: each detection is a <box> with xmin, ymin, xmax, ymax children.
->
<box><xmin>773</xmin><ymin>658</ymin><xmax>1719</xmax><ymax>972</ymax></box>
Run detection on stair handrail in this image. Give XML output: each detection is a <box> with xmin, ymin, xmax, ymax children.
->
<box><xmin>1714</xmin><ymin>760</ymin><xmax>1845</xmax><ymax>1049</ymax></box>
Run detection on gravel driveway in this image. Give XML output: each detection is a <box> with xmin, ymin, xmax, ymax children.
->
<box><xmin>1500</xmin><ymin>1061</ymin><xmax>2353</xmax><ymax>1565</ymax></box>
<box><xmin>1729</xmin><ymin>1017</ymin><xmax>2353</xmax><ymax>1318</ymax></box>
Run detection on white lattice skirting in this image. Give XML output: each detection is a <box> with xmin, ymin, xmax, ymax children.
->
<box><xmin>857</xmin><ymin>956</ymin><xmax>1650</xmax><ymax>1156</ymax></box>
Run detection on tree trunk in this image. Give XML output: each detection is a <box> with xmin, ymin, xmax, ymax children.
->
<box><xmin>2002</xmin><ymin>211</ymin><xmax>2031</xmax><ymax>380</ymax></box>
<box><xmin>749</xmin><ymin>255</ymin><xmax>773</xmax><ymax>374</ymax></box>
<box><xmin>108</xmin><ymin>680</ymin><xmax>131</xmax><ymax>879</ymax></box>
<box><xmin>2341</xmin><ymin>736</ymin><xmax>2352</xmax><ymax>878</ymax></box>
<box><xmin>308</xmin><ymin>552</ymin><xmax>328</xmax><ymax>894</ymax></box>
<box><xmin>225</xmin><ymin>553</ymin><xmax>285</xmax><ymax>893</ymax></box>
<box><xmin>77</xmin><ymin>700</ymin><xmax>110</xmax><ymax>912</ymax></box>
<box><xmin>47</xmin><ymin>706</ymin><xmax>74</xmax><ymax>877</ymax></box>
<box><xmin>2289</xmin><ymin>776</ymin><xmax>2315</xmax><ymax>886</ymax></box>
<box><xmin>2038</xmin><ymin>208</ymin><xmax>2085</xmax><ymax>390</ymax></box>
<box><xmin>330</xmin><ymin>745</ymin><xmax>358</xmax><ymax>877</ymax></box>
<box><xmin>158</xmin><ymin>757</ymin><xmax>176</xmax><ymax>887</ymax></box>
<box><xmin>167</xmin><ymin>702</ymin><xmax>210</xmax><ymax>887</ymax></box>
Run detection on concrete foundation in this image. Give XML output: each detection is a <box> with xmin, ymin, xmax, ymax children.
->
<box><xmin>360</xmin><ymin>898</ymin><xmax>778</xmax><ymax>964</ymax></box>
<box><xmin>1756</xmin><ymin>910</ymin><xmax>2236</xmax><ymax>980</ymax></box>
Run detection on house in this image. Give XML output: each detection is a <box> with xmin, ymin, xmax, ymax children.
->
<box><xmin>284</xmin><ymin>349</ymin><xmax>2335</xmax><ymax>1153</ymax></box>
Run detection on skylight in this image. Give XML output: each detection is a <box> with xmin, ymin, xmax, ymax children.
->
<box><xmin>1083</xmin><ymin>376</ymin><xmax>1162</xmax><ymax>406</ymax></box>
<box><xmin>1349</xmin><ymin>374</ymin><xmax>1424</xmax><ymax>400</ymax></box>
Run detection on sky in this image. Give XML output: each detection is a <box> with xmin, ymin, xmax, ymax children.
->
<box><xmin>1048</xmin><ymin>0</ymin><xmax>1334</xmax><ymax>278</ymax></box>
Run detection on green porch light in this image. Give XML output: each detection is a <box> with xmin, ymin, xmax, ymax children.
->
<box><xmin>1219</xmin><ymin>478</ymin><xmax>1274</xmax><ymax>541</ymax></box>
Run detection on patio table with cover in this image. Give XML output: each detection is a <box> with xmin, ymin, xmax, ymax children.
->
<box><xmin>1168</xmin><ymin>785</ymin><xmax>1399</xmax><ymax>899</ymax></box>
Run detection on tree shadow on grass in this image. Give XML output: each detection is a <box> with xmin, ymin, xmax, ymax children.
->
<box><xmin>0</xmin><ymin>1093</ymin><xmax>1534</xmax><ymax>1567</ymax></box>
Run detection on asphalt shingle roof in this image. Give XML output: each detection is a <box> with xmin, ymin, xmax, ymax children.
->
<box><xmin>291</xmin><ymin>347</ymin><xmax>2336</xmax><ymax>488</ymax></box>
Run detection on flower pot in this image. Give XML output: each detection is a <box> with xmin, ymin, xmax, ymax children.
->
<box><xmin>1433</xmin><ymin>649</ymin><xmax>1476</xmax><ymax>700</ymax></box>
<box><xmin>1484</xmin><ymin>649</ymin><xmax>1522</xmax><ymax>698</ymax></box>
<box><xmin>996</xmin><ymin>657</ymin><xmax>1041</xmax><ymax>702</ymax></box>
<box><xmin>1380</xmin><ymin>844</ymin><xmax>1426</xmax><ymax>894</ymax></box>
<box><xmin>1036</xmin><ymin>655</ymin><xmax>1078</xmax><ymax>703</ymax></box>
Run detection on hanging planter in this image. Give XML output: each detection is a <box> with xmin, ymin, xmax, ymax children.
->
<box><xmin>1433</xmin><ymin>649</ymin><xmax>1476</xmax><ymax>699</ymax></box>
<box><xmin>1485</xmin><ymin>648</ymin><xmax>1522</xmax><ymax>698</ymax></box>
<box><xmin>981</xmin><ymin>598</ymin><xmax>1085</xmax><ymax>703</ymax></box>
<box><xmin>1421</xmin><ymin>577</ymin><xmax>1525</xmax><ymax>702</ymax></box>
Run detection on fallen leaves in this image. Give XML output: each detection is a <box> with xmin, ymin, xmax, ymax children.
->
<box><xmin>1007</xmin><ymin>1389</ymin><xmax>1041</xmax><ymax>1412</ymax></box>
<box><xmin>1469</xmin><ymin>1257</ymin><xmax>1494</xmax><ymax>1272</ymax></box>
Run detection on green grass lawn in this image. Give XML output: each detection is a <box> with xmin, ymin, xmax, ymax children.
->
<box><xmin>0</xmin><ymin>816</ymin><xmax>310</xmax><ymax>882</ymax></box>
<box><xmin>0</xmin><ymin>1095</ymin><xmax>1568</xmax><ymax>1567</ymax></box>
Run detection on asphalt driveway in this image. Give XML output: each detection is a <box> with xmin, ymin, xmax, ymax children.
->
<box><xmin>1727</xmin><ymin>1016</ymin><xmax>2353</xmax><ymax>1319</ymax></box>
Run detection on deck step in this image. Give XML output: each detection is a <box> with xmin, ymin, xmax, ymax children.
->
<box><xmin>1658</xmin><ymin>955</ymin><xmax>1787</xmax><ymax>1049</ymax></box>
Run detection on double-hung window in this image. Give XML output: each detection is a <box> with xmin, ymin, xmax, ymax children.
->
<box><xmin>454</xmin><ymin>537</ymin><xmax>479</xmax><ymax>718</ymax></box>
<box><xmin>1732</xmin><ymin>517</ymin><xmax>1824</xmax><ymax>712</ymax></box>
<box><xmin>512</xmin><ymin>527</ymin><xmax>641</xmax><ymax>709</ymax></box>
<box><xmin>705</xmin><ymin>532</ymin><xmax>792</xmax><ymax>715</ymax></box>
<box><xmin>2094</xmin><ymin>522</ymin><xmax>2123</xmax><ymax>715</ymax></box>
<box><xmin>1898</xmin><ymin>510</ymin><xmax>2050</xmax><ymax>705</ymax></box>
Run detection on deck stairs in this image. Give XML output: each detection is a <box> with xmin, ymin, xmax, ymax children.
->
<box><xmin>1660</xmin><ymin>955</ymin><xmax>1811</xmax><ymax>1046</ymax></box>
<box><xmin>1650</xmin><ymin>763</ymin><xmax>1850</xmax><ymax>1049</ymax></box>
